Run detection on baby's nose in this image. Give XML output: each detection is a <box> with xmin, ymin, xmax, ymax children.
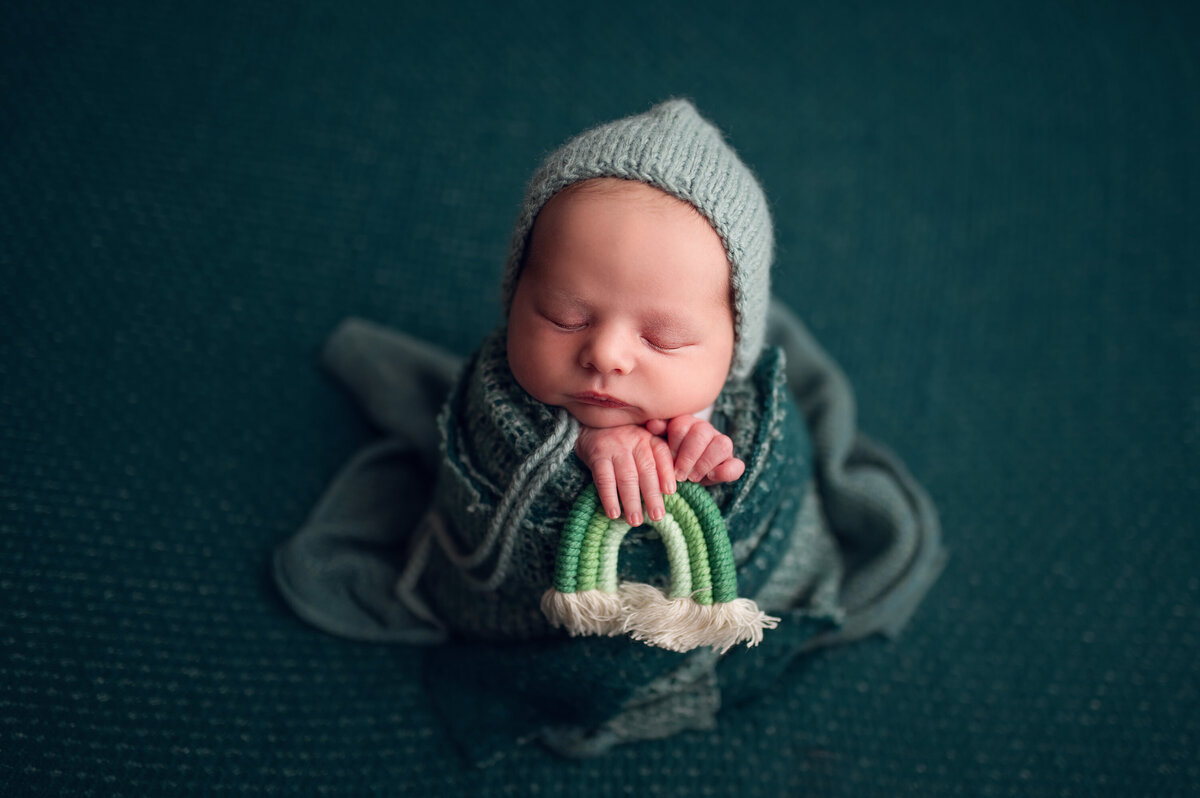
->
<box><xmin>579</xmin><ymin>328</ymin><xmax>635</xmax><ymax>374</ymax></box>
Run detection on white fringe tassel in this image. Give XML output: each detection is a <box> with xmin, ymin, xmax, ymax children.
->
<box><xmin>618</xmin><ymin>583</ymin><xmax>780</xmax><ymax>654</ymax></box>
<box><xmin>540</xmin><ymin>588</ymin><xmax>625</xmax><ymax>637</ymax></box>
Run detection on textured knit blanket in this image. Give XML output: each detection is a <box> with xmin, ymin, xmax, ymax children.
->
<box><xmin>274</xmin><ymin>301</ymin><xmax>944</xmax><ymax>762</ymax></box>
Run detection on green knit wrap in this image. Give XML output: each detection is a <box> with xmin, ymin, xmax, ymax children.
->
<box><xmin>275</xmin><ymin>303</ymin><xmax>943</xmax><ymax>761</ymax></box>
<box><xmin>409</xmin><ymin>327</ymin><xmax>838</xmax><ymax>650</ymax></box>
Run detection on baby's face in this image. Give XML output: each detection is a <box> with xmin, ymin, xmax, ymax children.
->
<box><xmin>507</xmin><ymin>178</ymin><xmax>735</xmax><ymax>428</ymax></box>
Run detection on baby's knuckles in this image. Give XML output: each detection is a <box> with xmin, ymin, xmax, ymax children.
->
<box><xmin>666</xmin><ymin>415</ymin><xmax>707</xmax><ymax>450</ymax></box>
<box><xmin>574</xmin><ymin>424</ymin><xmax>673</xmax><ymax>523</ymax></box>
<box><xmin>576</xmin><ymin>423</ymin><xmax>657</xmax><ymax>464</ymax></box>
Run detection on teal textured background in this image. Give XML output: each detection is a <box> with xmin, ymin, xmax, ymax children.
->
<box><xmin>3</xmin><ymin>1</ymin><xmax>1197</xmax><ymax>794</ymax></box>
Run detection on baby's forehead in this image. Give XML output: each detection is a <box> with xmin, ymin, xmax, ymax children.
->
<box><xmin>523</xmin><ymin>177</ymin><xmax>736</xmax><ymax>317</ymax></box>
<box><xmin>534</xmin><ymin>178</ymin><xmax>727</xmax><ymax>269</ymax></box>
<box><xmin>530</xmin><ymin>179</ymin><xmax>730</xmax><ymax>268</ymax></box>
<box><xmin>553</xmin><ymin>177</ymin><xmax>702</xmax><ymax>216</ymax></box>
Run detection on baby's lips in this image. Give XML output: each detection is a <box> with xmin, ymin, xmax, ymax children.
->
<box><xmin>572</xmin><ymin>391</ymin><xmax>630</xmax><ymax>409</ymax></box>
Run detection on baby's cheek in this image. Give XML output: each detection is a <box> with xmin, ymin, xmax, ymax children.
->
<box><xmin>682</xmin><ymin>355</ymin><xmax>730</xmax><ymax>410</ymax></box>
<box><xmin>508</xmin><ymin>339</ymin><xmax>563</xmax><ymax>406</ymax></box>
<box><xmin>509</xmin><ymin>354</ymin><xmax>540</xmax><ymax>399</ymax></box>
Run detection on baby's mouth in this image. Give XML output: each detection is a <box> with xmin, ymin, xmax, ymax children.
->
<box><xmin>571</xmin><ymin>391</ymin><xmax>630</xmax><ymax>409</ymax></box>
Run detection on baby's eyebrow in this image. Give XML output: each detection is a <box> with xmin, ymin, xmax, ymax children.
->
<box><xmin>537</xmin><ymin>285</ymin><xmax>589</xmax><ymax>309</ymax></box>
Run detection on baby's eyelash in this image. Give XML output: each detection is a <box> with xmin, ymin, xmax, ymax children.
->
<box><xmin>542</xmin><ymin>312</ymin><xmax>586</xmax><ymax>331</ymax></box>
<box><xmin>642</xmin><ymin>336</ymin><xmax>686</xmax><ymax>352</ymax></box>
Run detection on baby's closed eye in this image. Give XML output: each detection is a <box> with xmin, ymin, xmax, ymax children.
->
<box><xmin>538</xmin><ymin>307</ymin><xmax>588</xmax><ymax>331</ymax></box>
<box><xmin>640</xmin><ymin>334</ymin><xmax>691</xmax><ymax>352</ymax></box>
<box><xmin>640</xmin><ymin>317</ymin><xmax>698</xmax><ymax>352</ymax></box>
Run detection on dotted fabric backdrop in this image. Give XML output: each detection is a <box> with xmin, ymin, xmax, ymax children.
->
<box><xmin>2</xmin><ymin>1</ymin><xmax>1198</xmax><ymax>795</ymax></box>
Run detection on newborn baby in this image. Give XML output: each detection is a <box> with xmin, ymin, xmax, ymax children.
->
<box><xmin>511</xmin><ymin>176</ymin><xmax>784</xmax><ymax>653</ymax></box>
<box><xmin>403</xmin><ymin>99</ymin><xmax>801</xmax><ymax>648</ymax></box>
<box><xmin>509</xmin><ymin>177</ymin><xmax>745</xmax><ymax>528</ymax></box>
<box><xmin>275</xmin><ymin>99</ymin><xmax>944</xmax><ymax>761</ymax></box>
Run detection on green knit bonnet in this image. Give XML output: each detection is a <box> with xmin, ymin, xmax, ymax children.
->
<box><xmin>501</xmin><ymin>99</ymin><xmax>774</xmax><ymax>381</ymax></box>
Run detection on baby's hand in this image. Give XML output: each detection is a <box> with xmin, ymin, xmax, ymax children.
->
<box><xmin>644</xmin><ymin>416</ymin><xmax>745</xmax><ymax>486</ymax></box>
<box><xmin>575</xmin><ymin>424</ymin><xmax>677</xmax><ymax>527</ymax></box>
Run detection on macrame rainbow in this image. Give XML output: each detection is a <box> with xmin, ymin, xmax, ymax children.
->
<box><xmin>541</xmin><ymin>481</ymin><xmax>779</xmax><ymax>654</ymax></box>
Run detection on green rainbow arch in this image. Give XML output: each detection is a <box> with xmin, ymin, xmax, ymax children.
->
<box><xmin>550</xmin><ymin>481</ymin><xmax>737</xmax><ymax>604</ymax></box>
<box><xmin>542</xmin><ymin>482</ymin><xmax>778</xmax><ymax>654</ymax></box>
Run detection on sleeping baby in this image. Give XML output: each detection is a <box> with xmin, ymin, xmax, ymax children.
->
<box><xmin>275</xmin><ymin>99</ymin><xmax>944</xmax><ymax>760</ymax></box>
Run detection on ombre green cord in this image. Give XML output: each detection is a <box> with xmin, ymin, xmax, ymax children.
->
<box><xmin>543</xmin><ymin>482</ymin><xmax>779</xmax><ymax>654</ymax></box>
<box><xmin>676</xmin><ymin>481</ymin><xmax>738</xmax><ymax>604</ymax></box>
<box><xmin>551</xmin><ymin>484</ymin><xmax>596</xmax><ymax>593</ymax></box>
<box><xmin>662</xmin><ymin>490</ymin><xmax>713</xmax><ymax>605</ymax></box>
<box><xmin>550</xmin><ymin>482</ymin><xmax>737</xmax><ymax>603</ymax></box>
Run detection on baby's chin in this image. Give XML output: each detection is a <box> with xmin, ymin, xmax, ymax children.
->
<box><xmin>562</xmin><ymin>401</ymin><xmax>710</xmax><ymax>429</ymax></box>
<box><xmin>563</xmin><ymin>403</ymin><xmax>650</xmax><ymax>429</ymax></box>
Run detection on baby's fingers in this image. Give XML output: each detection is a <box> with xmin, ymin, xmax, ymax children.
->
<box><xmin>614</xmin><ymin>453</ymin><xmax>646</xmax><ymax>528</ymax></box>
<box><xmin>634</xmin><ymin>441</ymin><xmax>669</xmax><ymax>525</ymax></box>
<box><xmin>590</xmin><ymin>458</ymin><xmax>623</xmax><ymax>521</ymax></box>
<box><xmin>699</xmin><ymin>456</ymin><xmax>745</xmax><ymax>486</ymax></box>
<box><xmin>640</xmin><ymin>436</ymin><xmax>675</xmax><ymax>524</ymax></box>
<box><xmin>644</xmin><ymin>418</ymin><xmax>669</xmax><ymax>437</ymax></box>
<box><xmin>673</xmin><ymin>427</ymin><xmax>714</xmax><ymax>482</ymax></box>
<box><xmin>687</xmin><ymin>436</ymin><xmax>735</xmax><ymax>484</ymax></box>
<box><xmin>653</xmin><ymin>436</ymin><xmax>677</xmax><ymax>498</ymax></box>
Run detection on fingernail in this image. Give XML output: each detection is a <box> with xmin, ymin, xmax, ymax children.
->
<box><xmin>649</xmin><ymin>507</ymin><xmax>664</xmax><ymax>522</ymax></box>
<box><xmin>608</xmin><ymin>507</ymin><xmax>620</xmax><ymax>519</ymax></box>
<box><xmin>629</xmin><ymin>513</ymin><xmax>642</xmax><ymax>527</ymax></box>
<box><xmin>675</xmin><ymin>469</ymin><xmax>686</xmax><ymax>481</ymax></box>
<box><xmin>666</xmin><ymin>480</ymin><xmax>676</xmax><ymax>494</ymax></box>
